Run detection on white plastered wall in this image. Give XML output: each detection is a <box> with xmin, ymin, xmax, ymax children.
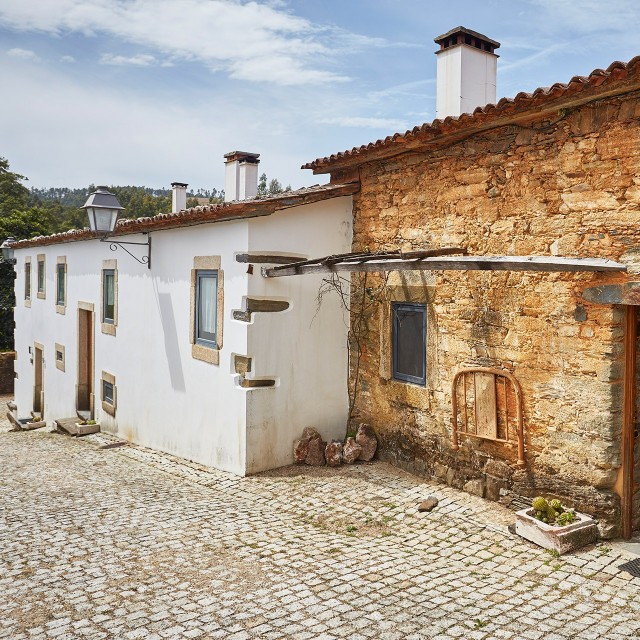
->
<box><xmin>13</xmin><ymin>223</ymin><xmax>250</xmax><ymax>475</ymax></box>
<box><xmin>244</xmin><ymin>196</ymin><xmax>353</xmax><ymax>473</ymax></box>
<box><xmin>12</xmin><ymin>194</ymin><xmax>353</xmax><ymax>476</ymax></box>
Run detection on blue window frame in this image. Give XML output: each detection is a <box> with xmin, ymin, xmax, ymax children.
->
<box><xmin>195</xmin><ymin>270</ymin><xmax>218</xmax><ymax>348</ymax></box>
<box><xmin>56</xmin><ymin>263</ymin><xmax>66</xmax><ymax>306</ymax></box>
<box><xmin>103</xmin><ymin>269</ymin><xmax>115</xmax><ymax>323</ymax></box>
<box><xmin>392</xmin><ymin>302</ymin><xmax>426</xmax><ymax>385</ymax></box>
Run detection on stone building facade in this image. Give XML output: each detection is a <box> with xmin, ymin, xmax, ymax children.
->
<box><xmin>305</xmin><ymin>57</ymin><xmax>640</xmax><ymax>537</ymax></box>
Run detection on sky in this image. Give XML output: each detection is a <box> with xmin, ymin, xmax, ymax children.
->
<box><xmin>0</xmin><ymin>0</ymin><xmax>639</xmax><ymax>194</ymax></box>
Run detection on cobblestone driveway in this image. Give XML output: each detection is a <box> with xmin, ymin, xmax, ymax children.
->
<box><xmin>1</xmin><ymin>401</ymin><xmax>639</xmax><ymax>640</ymax></box>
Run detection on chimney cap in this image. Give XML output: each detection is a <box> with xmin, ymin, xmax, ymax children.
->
<box><xmin>434</xmin><ymin>26</ymin><xmax>500</xmax><ymax>53</ymax></box>
<box><xmin>224</xmin><ymin>150</ymin><xmax>260</xmax><ymax>164</ymax></box>
<box><xmin>171</xmin><ymin>182</ymin><xmax>188</xmax><ymax>188</ymax></box>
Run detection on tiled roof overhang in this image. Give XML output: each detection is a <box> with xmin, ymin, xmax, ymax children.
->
<box><xmin>12</xmin><ymin>182</ymin><xmax>359</xmax><ymax>250</ymax></box>
<box><xmin>303</xmin><ymin>56</ymin><xmax>640</xmax><ymax>174</ymax></box>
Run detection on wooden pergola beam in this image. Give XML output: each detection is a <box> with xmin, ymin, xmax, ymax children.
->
<box><xmin>263</xmin><ymin>255</ymin><xmax>626</xmax><ymax>278</ymax></box>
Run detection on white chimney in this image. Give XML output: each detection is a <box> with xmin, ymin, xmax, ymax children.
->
<box><xmin>171</xmin><ymin>182</ymin><xmax>188</xmax><ymax>212</ymax></box>
<box><xmin>434</xmin><ymin>27</ymin><xmax>500</xmax><ymax>119</ymax></box>
<box><xmin>224</xmin><ymin>151</ymin><xmax>260</xmax><ymax>202</ymax></box>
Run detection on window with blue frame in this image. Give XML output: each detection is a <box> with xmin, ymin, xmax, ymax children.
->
<box><xmin>195</xmin><ymin>270</ymin><xmax>218</xmax><ymax>347</ymax></box>
<box><xmin>103</xmin><ymin>269</ymin><xmax>115</xmax><ymax>324</ymax></box>
<box><xmin>392</xmin><ymin>302</ymin><xmax>426</xmax><ymax>385</ymax></box>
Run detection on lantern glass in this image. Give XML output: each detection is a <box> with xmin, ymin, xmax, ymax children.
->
<box><xmin>1</xmin><ymin>238</ymin><xmax>15</xmax><ymax>263</ymax></box>
<box><xmin>88</xmin><ymin>208</ymin><xmax>118</xmax><ymax>233</ymax></box>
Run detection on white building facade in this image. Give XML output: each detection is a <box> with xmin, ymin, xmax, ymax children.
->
<box><xmin>11</xmin><ymin>182</ymin><xmax>355</xmax><ymax>475</ymax></box>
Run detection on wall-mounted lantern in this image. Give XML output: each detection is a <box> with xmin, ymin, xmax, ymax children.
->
<box><xmin>82</xmin><ymin>186</ymin><xmax>151</xmax><ymax>268</ymax></box>
<box><xmin>0</xmin><ymin>237</ymin><xmax>16</xmax><ymax>264</ymax></box>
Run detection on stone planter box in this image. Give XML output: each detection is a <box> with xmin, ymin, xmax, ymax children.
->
<box><xmin>515</xmin><ymin>508</ymin><xmax>598</xmax><ymax>555</ymax></box>
<box><xmin>74</xmin><ymin>422</ymin><xmax>101</xmax><ymax>436</ymax></box>
<box><xmin>21</xmin><ymin>418</ymin><xmax>47</xmax><ymax>430</ymax></box>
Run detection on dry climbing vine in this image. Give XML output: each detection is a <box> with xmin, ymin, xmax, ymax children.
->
<box><xmin>316</xmin><ymin>270</ymin><xmax>390</xmax><ymax>434</ymax></box>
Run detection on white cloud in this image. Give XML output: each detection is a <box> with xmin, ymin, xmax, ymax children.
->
<box><xmin>320</xmin><ymin>116</ymin><xmax>409</xmax><ymax>131</ymax></box>
<box><xmin>60</xmin><ymin>54</ymin><xmax>75</xmax><ymax>63</ymax></box>
<box><xmin>6</xmin><ymin>47</ymin><xmax>40</xmax><ymax>62</ymax></box>
<box><xmin>0</xmin><ymin>0</ymin><xmax>382</xmax><ymax>85</ymax></box>
<box><xmin>100</xmin><ymin>53</ymin><xmax>157</xmax><ymax>67</ymax></box>
<box><xmin>530</xmin><ymin>0</ymin><xmax>640</xmax><ymax>33</ymax></box>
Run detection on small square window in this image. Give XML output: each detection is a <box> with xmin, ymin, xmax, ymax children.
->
<box><xmin>195</xmin><ymin>270</ymin><xmax>218</xmax><ymax>347</ymax></box>
<box><xmin>56</xmin><ymin>262</ymin><xmax>66</xmax><ymax>306</ymax></box>
<box><xmin>392</xmin><ymin>302</ymin><xmax>426</xmax><ymax>386</ymax></box>
<box><xmin>103</xmin><ymin>380</ymin><xmax>114</xmax><ymax>405</ymax></box>
<box><xmin>101</xmin><ymin>371</ymin><xmax>116</xmax><ymax>416</ymax></box>
<box><xmin>103</xmin><ymin>269</ymin><xmax>115</xmax><ymax>324</ymax></box>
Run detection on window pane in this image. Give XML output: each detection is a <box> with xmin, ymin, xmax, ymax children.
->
<box><xmin>25</xmin><ymin>264</ymin><xmax>31</xmax><ymax>299</ymax></box>
<box><xmin>197</xmin><ymin>272</ymin><xmax>217</xmax><ymax>344</ymax></box>
<box><xmin>37</xmin><ymin>261</ymin><xmax>44</xmax><ymax>292</ymax></box>
<box><xmin>103</xmin><ymin>380</ymin><xmax>114</xmax><ymax>405</ymax></box>
<box><xmin>103</xmin><ymin>270</ymin><xmax>115</xmax><ymax>322</ymax></box>
<box><xmin>393</xmin><ymin>303</ymin><xmax>426</xmax><ymax>385</ymax></box>
<box><xmin>56</xmin><ymin>264</ymin><xmax>65</xmax><ymax>305</ymax></box>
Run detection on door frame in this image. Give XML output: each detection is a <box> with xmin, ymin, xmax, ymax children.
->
<box><xmin>76</xmin><ymin>301</ymin><xmax>95</xmax><ymax>417</ymax></box>
<box><xmin>33</xmin><ymin>340</ymin><xmax>44</xmax><ymax>415</ymax></box>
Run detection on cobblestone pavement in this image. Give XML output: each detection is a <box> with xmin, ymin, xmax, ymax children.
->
<box><xmin>1</xmin><ymin>398</ymin><xmax>640</xmax><ymax>640</ymax></box>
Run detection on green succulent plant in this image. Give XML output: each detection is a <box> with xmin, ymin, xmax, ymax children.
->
<box><xmin>549</xmin><ymin>499</ymin><xmax>562</xmax><ymax>511</ymax></box>
<box><xmin>532</xmin><ymin>496</ymin><xmax>548</xmax><ymax>511</ymax></box>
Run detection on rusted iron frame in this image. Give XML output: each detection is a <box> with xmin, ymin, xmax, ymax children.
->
<box><xmin>622</xmin><ymin>305</ymin><xmax>637</xmax><ymax>540</ymax></box>
<box><xmin>452</xmin><ymin>367</ymin><xmax>525</xmax><ymax>467</ymax></box>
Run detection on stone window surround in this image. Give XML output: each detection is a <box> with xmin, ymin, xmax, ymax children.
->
<box><xmin>36</xmin><ymin>254</ymin><xmax>46</xmax><ymax>299</ymax></box>
<box><xmin>101</xmin><ymin>370</ymin><xmax>116</xmax><ymax>416</ymax></box>
<box><xmin>101</xmin><ymin>259</ymin><xmax>118</xmax><ymax>336</ymax></box>
<box><xmin>190</xmin><ymin>256</ymin><xmax>224</xmax><ymax>365</ymax></box>
<box><xmin>56</xmin><ymin>256</ymin><xmax>67</xmax><ymax>315</ymax></box>
<box><xmin>54</xmin><ymin>343</ymin><xmax>65</xmax><ymax>372</ymax></box>
<box><xmin>379</xmin><ymin>272</ymin><xmax>437</xmax><ymax>393</ymax></box>
<box><xmin>24</xmin><ymin>257</ymin><xmax>31</xmax><ymax>307</ymax></box>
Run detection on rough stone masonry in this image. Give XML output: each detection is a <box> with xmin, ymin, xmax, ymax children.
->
<box><xmin>348</xmin><ymin>90</ymin><xmax>640</xmax><ymax>537</ymax></box>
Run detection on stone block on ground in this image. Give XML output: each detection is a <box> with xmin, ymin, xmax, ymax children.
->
<box><xmin>342</xmin><ymin>437</ymin><xmax>362</xmax><ymax>464</ymax></box>
<box><xmin>325</xmin><ymin>441</ymin><xmax>343</xmax><ymax>467</ymax></box>
<box><xmin>464</xmin><ymin>478</ymin><xmax>486</xmax><ymax>498</ymax></box>
<box><xmin>355</xmin><ymin>423</ymin><xmax>377</xmax><ymax>461</ymax></box>
<box><xmin>305</xmin><ymin>438</ymin><xmax>326</xmax><ymax>466</ymax></box>
<box><xmin>418</xmin><ymin>497</ymin><xmax>439</xmax><ymax>512</ymax></box>
<box><xmin>293</xmin><ymin>439</ymin><xmax>309</xmax><ymax>464</ymax></box>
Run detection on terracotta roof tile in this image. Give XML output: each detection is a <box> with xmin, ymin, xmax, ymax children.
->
<box><xmin>303</xmin><ymin>56</ymin><xmax>640</xmax><ymax>173</ymax></box>
<box><xmin>12</xmin><ymin>182</ymin><xmax>359</xmax><ymax>249</ymax></box>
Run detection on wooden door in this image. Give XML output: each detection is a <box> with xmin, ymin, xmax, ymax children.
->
<box><xmin>33</xmin><ymin>346</ymin><xmax>43</xmax><ymax>414</ymax></box>
<box><xmin>77</xmin><ymin>308</ymin><xmax>93</xmax><ymax>413</ymax></box>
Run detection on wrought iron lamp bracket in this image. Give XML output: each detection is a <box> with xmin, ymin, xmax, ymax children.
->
<box><xmin>100</xmin><ymin>233</ymin><xmax>151</xmax><ymax>269</ymax></box>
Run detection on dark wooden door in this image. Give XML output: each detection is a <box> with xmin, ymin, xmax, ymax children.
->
<box><xmin>77</xmin><ymin>309</ymin><xmax>93</xmax><ymax>413</ymax></box>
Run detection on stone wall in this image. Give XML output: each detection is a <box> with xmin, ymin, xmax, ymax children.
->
<box><xmin>0</xmin><ymin>351</ymin><xmax>15</xmax><ymax>395</ymax></box>
<box><xmin>349</xmin><ymin>92</ymin><xmax>640</xmax><ymax>537</ymax></box>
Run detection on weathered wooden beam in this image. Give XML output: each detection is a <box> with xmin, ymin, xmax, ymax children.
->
<box><xmin>581</xmin><ymin>282</ymin><xmax>640</xmax><ymax>305</ymax></box>
<box><xmin>235</xmin><ymin>253</ymin><xmax>305</xmax><ymax>264</ymax></box>
<box><xmin>621</xmin><ymin>305</ymin><xmax>637</xmax><ymax>540</ymax></box>
<box><xmin>263</xmin><ymin>255</ymin><xmax>626</xmax><ymax>278</ymax></box>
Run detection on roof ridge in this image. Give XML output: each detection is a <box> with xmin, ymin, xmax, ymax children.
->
<box><xmin>303</xmin><ymin>55</ymin><xmax>640</xmax><ymax>173</ymax></box>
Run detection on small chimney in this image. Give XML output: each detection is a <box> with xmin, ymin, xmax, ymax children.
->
<box><xmin>171</xmin><ymin>182</ymin><xmax>188</xmax><ymax>212</ymax></box>
<box><xmin>224</xmin><ymin>151</ymin><xmax>260</xmax><ymax>202</ymax></box>
<box><xmin>434</xmin><ymin>26</ymin><xmax>500</xmax><ymax>119</ymax></box>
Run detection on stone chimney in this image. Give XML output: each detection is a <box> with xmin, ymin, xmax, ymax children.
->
<box><xmin>434</xmin><ymin>26</ymin><xmax>500</xmax><ymax>119</ymax></box>
<box><xmin>171</xmin><ymin>182</ymin><xmax>188</xmax><ymax>212</ymax></box>
<box><xmin>224</xmin><ymin>151</ymin><xmax>260</xmax><ymax>202</ymax></box>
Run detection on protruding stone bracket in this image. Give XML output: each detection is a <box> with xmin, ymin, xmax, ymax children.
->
<box><xmin>232</xmin><ymin>297</ymin><xmax>290</xmax><ymax>323</ymax></box>
<box><xmin>231</xmin><ymin>353</ymin><xmax>276</xmax><ymax>389</ymax></box>
<box><xmin>452</xmin><ymin>367</ymin><xmax>525</xmax><ymax>467</ymax></box>
<box><xmin>233</xmin><ymin>354</ymin><xmax>252</xmax><ymax>374</ymax></box>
